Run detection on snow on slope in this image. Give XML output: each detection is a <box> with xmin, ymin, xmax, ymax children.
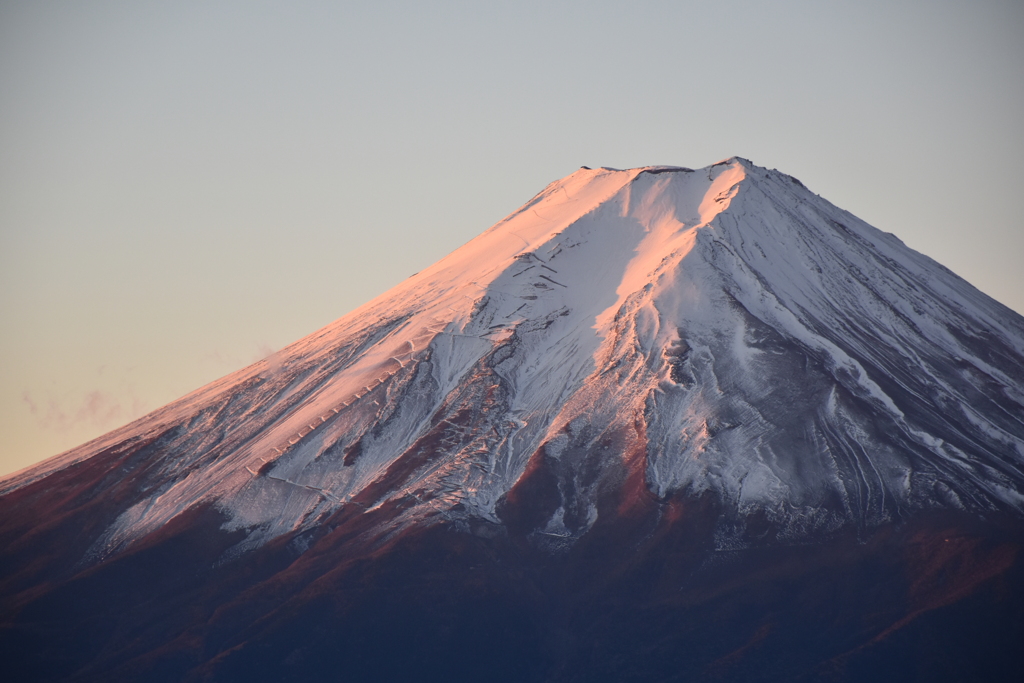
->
<box><xmin>4</xmin><ymin>158</ymin><xmax>1024</xmax><ymax>557</ymax></box>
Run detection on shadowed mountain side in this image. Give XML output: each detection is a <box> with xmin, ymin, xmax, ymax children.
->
<box><xmin>2</xmin><ymin>478</ymin><xmax>1022</xmax><ymax>682</ymax></box>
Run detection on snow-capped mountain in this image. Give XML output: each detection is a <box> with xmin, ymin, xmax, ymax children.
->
<box><xmin>6</xmin><ymin>157</ymin><xmax>1021</xmax><ymax>553</ymax></box>
<box><xmin>3</xmin><ymin>158</ymin><xmax>1023</xmax><ymax>682</ymax></box>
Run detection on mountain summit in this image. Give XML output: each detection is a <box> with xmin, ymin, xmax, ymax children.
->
<box><xmin>3</xmin><ymin>158</ymin><xmax>1024</xmax><ymax>682</ymax></box>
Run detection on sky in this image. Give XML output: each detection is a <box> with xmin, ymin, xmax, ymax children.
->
<box><xmin>1</xmin><ymin>0</ymin><xmax>1022</xmax><ymax>477</ymax></box>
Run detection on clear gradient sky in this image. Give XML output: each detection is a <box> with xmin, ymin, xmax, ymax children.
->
<box><xmin>2</xmin><ymin>0</ymin><xmax>1022</xmax><ymax>476</ymax></box>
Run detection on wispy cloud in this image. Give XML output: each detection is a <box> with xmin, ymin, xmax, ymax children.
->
<box><xmin>253</xmin><ymin>343</ymin><xmax>276</xmax><ymax>363</ymax></box>
<box><xmin>203</xmin><ymin>342</ymin><xmax>278</xmax><ymax>370</ymax></box>
<box><xmin>22</xmin><ymin>389</ymin><xmax>147</xmax><ymax>434</ymax></box>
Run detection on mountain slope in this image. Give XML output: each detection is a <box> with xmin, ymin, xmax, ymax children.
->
<box><xmin>2</xmin><ymin>157</ymin><xmax>1023</xmax><ymax>682</ymax></box>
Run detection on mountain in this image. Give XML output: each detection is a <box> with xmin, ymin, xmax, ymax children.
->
<box><xmin>3</xmin><ymin>158</ymin><xmax>1023</xmax><ymax>682</ymax></box>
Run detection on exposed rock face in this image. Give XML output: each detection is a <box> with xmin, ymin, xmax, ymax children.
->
<box><xmin>2</xmin><ymin>158</ymin><xmax>1023</xmax><ymax>682</ymax></box>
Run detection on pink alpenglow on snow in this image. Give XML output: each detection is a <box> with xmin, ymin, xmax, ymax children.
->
<box><xmin>3</xmin><ymin>157</ymin><xmax>1023</xmax><ymax>561</ymax></box>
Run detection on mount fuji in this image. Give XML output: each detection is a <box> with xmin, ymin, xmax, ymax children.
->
<box><xmin>3</xmin><ymin>158</ymin><xmax>1023</xmax><ymax>682</ymax></box>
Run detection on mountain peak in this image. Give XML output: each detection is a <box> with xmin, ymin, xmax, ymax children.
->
<box><xmin>4</xmin><ymin>158</ymin><xmax>1023</xmax><ymax>561</ymax></box>
<box><xmin>4</xmin><ymin>159</ymin><xmax>1024</xmax><ymax>681</ymax></box>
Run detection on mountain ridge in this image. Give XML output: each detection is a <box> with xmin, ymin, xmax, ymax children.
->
<box><xmin>3</xmin><ymin>157</ymin><xmax>1024</xmax><ymax>682</ymax></box>
<box><xmin>4</xmin><ymin>158</ymin><xmax>1023</xmax><ymax>565</ymax></box>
